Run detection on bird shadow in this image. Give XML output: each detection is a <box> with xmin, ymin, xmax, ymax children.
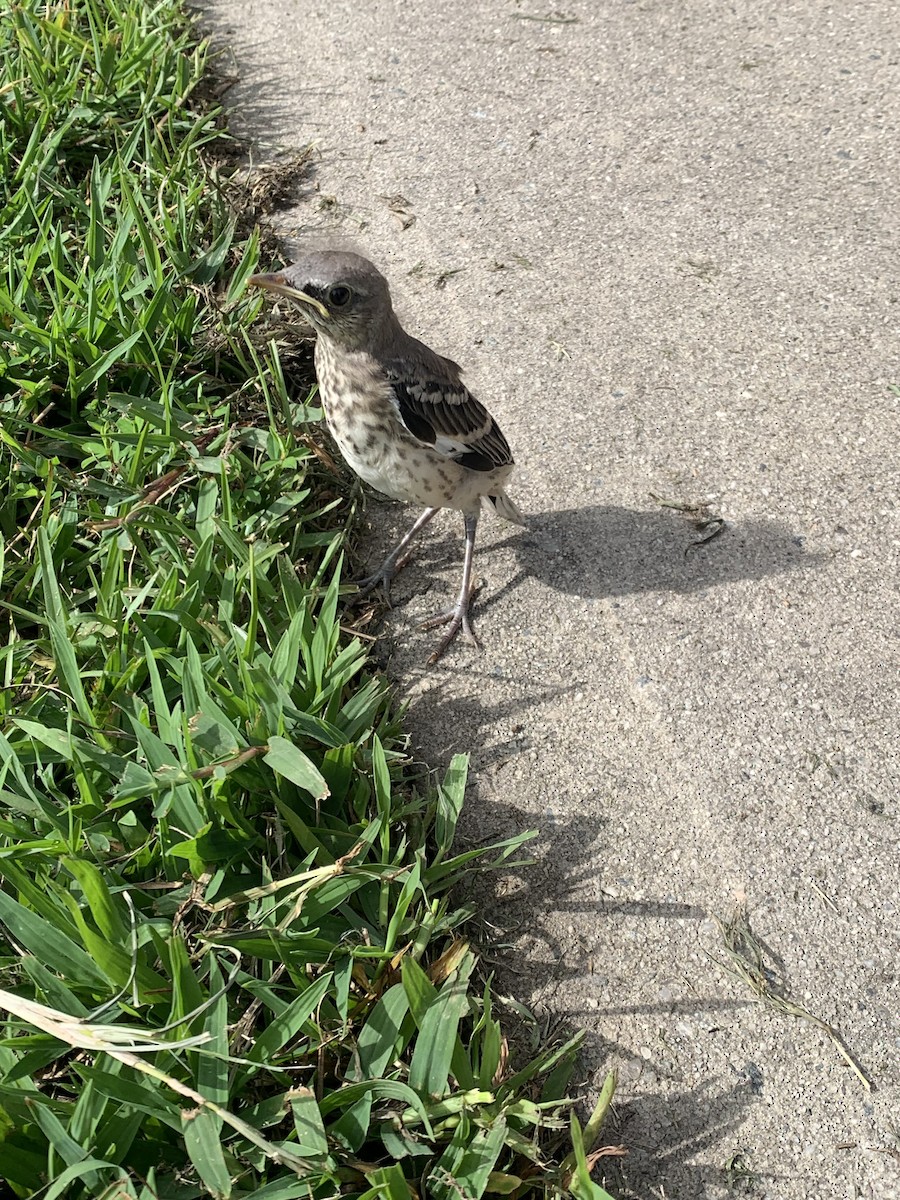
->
<box><xmin>371</xmin><ymin>499</ymin><xmax>815</xmax><ymax>620</ymax></box>
<box><xmin>364</xmin><ymin>500</ymin><xmax>819</xmax><ymax>761</ymax></box>
<box><xmin>501</xmin><ymin>500</ymin><xmax>815</xmax><ymax>603</ymax></box>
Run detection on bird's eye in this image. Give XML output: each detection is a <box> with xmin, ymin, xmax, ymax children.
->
<box><xmin>328</xmin><ymin>285</ymin><xmax>352</xmax><ymax>308</ymax></box>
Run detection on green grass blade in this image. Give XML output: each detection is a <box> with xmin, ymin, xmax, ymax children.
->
<box><xmin>36</xmin><ymin>527</ymin><xmax>95</xmax><ymax>731</ymax></box>
<box><xmin>264</xmin><ymin>736</ymin><xmax>330</xmax><ymax>800</ymax></box>
<box><xmin>407</xmin><ymin>962</ymin><xmax>472</xmax><ymax>1100</ymax></box>
<box><xmin>0</xmin><ymin>890</ymin><xmax>109</xmax><ymax>991</ymax></box>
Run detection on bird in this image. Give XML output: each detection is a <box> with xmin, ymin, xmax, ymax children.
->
<box><xmin>248</xmin><ymin>250</ymin><xmax>524</xmax><ymax>664</ymax></box>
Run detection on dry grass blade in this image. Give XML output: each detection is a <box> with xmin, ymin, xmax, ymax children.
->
<box><xmin>649</xmin><ymin>491</ymin><xmax>727</xmax><ymax>549</ymax></box>
<box><xmin>0</xmin><ymin>990</ymin><xmax>314</xmax><ymax>1176</ymax></box>
<box><xmin>426</xmin><ymin>937</ymin><xmax>470</xmax><ymax>984</ymax></box>
<box><xmin>207</xmin><ymin>839</ymin><xmax>367</xmax><ymax>912</ymax></box>
<box><xmin>0</xmin><ymin>989</ymin><xmax>209</xmax><ymax>1053</ymax></box>
<box><xmin>713</xmin><ymin>906</ymin><xmax>873</xmax><ymax>1091</ymax></box>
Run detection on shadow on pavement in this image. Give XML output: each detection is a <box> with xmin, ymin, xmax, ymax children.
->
<box><xmin>454</xmin><ymin>795</ymin><xmax>764</xmax><ymax>1199</ymax></box>
<box><xmin>361</xmin><ymin>501</ymin><xmax>820</xmax><ymax>1195</ymax></box>
<box><xmin>606</xmin><ymin>1079</ymin><xmax>764</xmax><ymax>1199</ymax></box>
<box><xmin>507</xmin><ymin>502</ymin><xmax>816</xmax><ymax>601</ymax></box>
<box><xmin>458</xmin><ymin>794</ymin><xmax>712</xmax><ymax>985</ymax></box>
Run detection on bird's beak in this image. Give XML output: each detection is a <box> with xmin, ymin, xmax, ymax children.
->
<box><xmin>247</xmin><ymin>273</ymin><xmax>330</xmax><ymax>319</ymax></box>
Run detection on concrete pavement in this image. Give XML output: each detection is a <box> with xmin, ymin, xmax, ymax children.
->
<box><xmin>201</xmin><ymin>1</ymin><xmax>900</xmax><ymax>1195</ymax></box>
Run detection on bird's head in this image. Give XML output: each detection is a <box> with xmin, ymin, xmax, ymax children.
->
<box><xmin>248</xmin><ymin>251</ymin><xmax>396</xmax><ymax>349</ymax></box>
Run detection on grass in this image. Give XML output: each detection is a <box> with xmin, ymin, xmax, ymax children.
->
<box><xmin>0</xmin><ymin>1</ymin><xmax>618</xmax><ymax>1197</ymax></box>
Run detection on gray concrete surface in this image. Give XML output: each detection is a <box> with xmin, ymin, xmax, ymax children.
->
<box><xmin>201</xmin><ymin>1</ymin><xmax>900</xmax><ymax>1195</ymax></box>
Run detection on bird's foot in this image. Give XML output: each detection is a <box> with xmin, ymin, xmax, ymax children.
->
<box><xmin>421</xmin><ymin>583</ymin><xmax>482</xmax><ymax>665</ymax></box>
<box><xmin>353</xmin><ymin>547</ymin><xmax>416</xmax><ymax>607</ymax></box>
<box><xmin>353</xmin><ymin>568</ymin><xmax>395</xmax><ymax>607</ymax></box>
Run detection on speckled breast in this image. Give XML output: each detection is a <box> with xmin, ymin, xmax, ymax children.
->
<box><xmin>314</xmin><ymin>339</ymin><xmax>467</xmax><ymax>508</ymax></box>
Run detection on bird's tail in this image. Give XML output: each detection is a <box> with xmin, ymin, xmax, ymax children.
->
<box><xmin>484</xmin><ymin>490</ymin><xmax>526</xmax><ymax>526</ymax></box>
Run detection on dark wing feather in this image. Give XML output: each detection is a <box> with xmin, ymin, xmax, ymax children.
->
<box><xmin>385</xmin><ymin>357</ymin><xmax>513</xmax><ymax>474</ymax></box>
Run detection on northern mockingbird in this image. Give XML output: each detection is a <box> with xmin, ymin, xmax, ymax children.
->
<box><xmin>249</xmin><ymin>251</ymin><xmax>523</xmax><ymax>663</ymax></box>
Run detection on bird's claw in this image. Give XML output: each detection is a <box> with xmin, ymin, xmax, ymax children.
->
<box><xmin>353</xmin><ymin>571</ymin><xmax>395</xmax><ymax>607</ymax></box>
<box><xmin>353</xmin><ymin>545</ymin><xmax>418</xmax><ymax>608</ymax></box>
<box><xmin>421</xmin><ymin>603</ymin><xmax>480</xmax><ymax>665</ymax></box>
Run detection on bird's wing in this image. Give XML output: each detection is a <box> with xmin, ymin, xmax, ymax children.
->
<box><xmin>385</xmin><ymin>360</ymin><xmax>513</xmax><ymax>473</ymax></box>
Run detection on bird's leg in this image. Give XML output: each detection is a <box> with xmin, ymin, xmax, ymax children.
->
<box><xmin>422</xmin><ymin>511</ymin><xmax>480</xmax><ymax>664</ymax></box>
<box><xmin>354</xmin><ymin>506</ymin><xmax>440</xmax><ymax>605</ymax></box>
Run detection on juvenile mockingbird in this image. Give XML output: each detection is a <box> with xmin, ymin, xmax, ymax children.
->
<box><xmin>249</xmin><ymin>251</ymin><xmax>523</xmax><ymax>664</ymax></box>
